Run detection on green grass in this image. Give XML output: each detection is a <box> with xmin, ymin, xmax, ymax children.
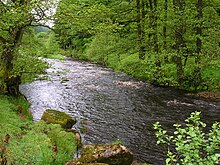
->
<box><xmin>0</xmin><ymin>95</ymin><xmax>77</xmax><ymax>165</ymax></box>
<box><xmin>202</xmin><ymin>66</ymin><xmax>220</xmax><ymax>91</ymax></box>
<box><xmin>44</xmin><ymin>54</ymin><xmax>65</xmax><ymax>60</ymax></box>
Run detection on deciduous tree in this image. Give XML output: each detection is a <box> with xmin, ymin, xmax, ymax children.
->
<box><xmin>0</xmin><ymin>0</ymin><xmax>57</xmax><ymax>95</ymax></box>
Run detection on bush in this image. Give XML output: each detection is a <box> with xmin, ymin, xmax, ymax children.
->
<box><xmin>153</xmin><ymin>111</ymin><xmax>220</xmax><ymax>165</ymax></box>
<box><xmin>85</xmin><ymin>33</ymin><xmax>117</xmax><ymax>64</ymax></box>
<box><xmin>120</xmin><ymin>53</ymin><xmax>148</xmax><ymax>79</ymax></box>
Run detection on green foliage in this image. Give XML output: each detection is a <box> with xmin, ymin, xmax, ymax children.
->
<box><xmin>21</xmin><ymin>29</ymin><xmax>61</xmax><ymax>59</ymax></box>
<box><xmin>153</xmin><ymin>111</ymin><xmax>220</xmax><ymax>165</ymax></box>
<box><xmin>0</xmin><ymin>95</ymin><xmax>77</xmax><ymax>165</ymax></box>
<box><xmin>45</xmin><ymin>54</ymin><xmax>65</xmax><ymax>60</ymax></box>
<box><xmin>144</xmin><ymin>53</ymin><xmax>178</xmax><ymax>86</ymax></box>
<box><xmin>12</xmin><ymin>54</ymin><xmax>49</xmax><ymax>83</ymax></box>
<box><xmin>0</xmin><ymin>95</ymin><xmax>31</xmax><ymax>135</ymax></box>
<box><xmin>7</xmin><ymin>132</ymin><xmax>53</xmax><ymax>165</ymax></box>
<box><xmin>201</xmin><ymin>59</ymin><xmax>220</xmax><ymax>91</ymax></box>
<box><xmin>44</xmin><ymin>32</ymin><xmax>61</xmax><ymax>54</ymax></box>
<box><xmin>53</xmin><ymin>0</ymin><xmax>220</xmax><ymax>91</ymax></box>
<box><xmin>32</xmin><ymin>121</ymin><xmax>77</xmax><ymax>164</ymax></box>
<box><xmin>112</xmin><ymin>139</ymin><xmax>123</xmax><ymax>145</ymax></box>
<box><xmin>85</xmin><ymin>33</ymin><xmax>117</xmax><ymax>64</ymax></box>
<box><xmin>0</xmin><ymin>0</ymin><xmax>57</xmax><ymax>95</ymax></box>
<box><xmin>119</xmin><ymin>54</ymin><xmax>147</xmax><ymax>79</ymax></box>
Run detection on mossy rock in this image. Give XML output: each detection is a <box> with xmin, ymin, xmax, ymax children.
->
<box><xmin>66</xmin><ymin>161</ymin><xmax>108</xmax><ymax>165</ymax></box>
<box><xmin>41</xmin><ymin>109</ymin><xmax>76</xmax><ymax>129</ymax></box>
<box><xmin>67</xmin><ymin>144</ymin><xmax>133</xmax><ymax>165</ymax></box>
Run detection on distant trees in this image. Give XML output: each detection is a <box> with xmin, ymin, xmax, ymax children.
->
<box><xmin>54</xmin><ymin>0</ymin><xmax>220</xmax><ymax>90</ymax></box>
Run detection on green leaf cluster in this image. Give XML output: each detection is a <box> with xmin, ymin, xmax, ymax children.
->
<box><xmin>153</xmin><ymin>111</ymin><xmax>220</xmax><ymax>164</ymax></box>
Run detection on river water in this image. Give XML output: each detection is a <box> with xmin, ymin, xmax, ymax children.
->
<box><xmin>20</xmin><ymin>58</ymin><xmax>220</xmax><ymax>164</ymax></box>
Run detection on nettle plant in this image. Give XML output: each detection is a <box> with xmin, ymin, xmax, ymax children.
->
<box><xmin>153</xmin><ymin>111</ymin><xmax>220</xmax><ymax>165</ymax></box>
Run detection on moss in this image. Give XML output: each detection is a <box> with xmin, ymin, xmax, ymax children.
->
<box><xmin>66</xmin><ymin>161</ymin><xmax>108</xmax><ymax>165</ymax></box>
<box><xmin>41</xmin><ymin>109</ymin><xmax>76</xmax><ymax>129</ymax></box>
<box><xmin>67</xmin><ymin>144</ymin><xmax>133</xmax><ymax>165</ymax></box>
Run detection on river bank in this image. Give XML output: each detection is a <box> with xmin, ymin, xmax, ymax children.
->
<box><xmin>188</xmin><ymin>91</ymin><xmax>220</xmax><ymax>102</ymax></box>
<box><xmin>0</xmin><ymin>94</ymin><xmax>77</xmax><ymax>164</ymax></box>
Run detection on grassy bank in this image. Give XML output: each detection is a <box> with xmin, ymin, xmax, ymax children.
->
<box><xmin>0</xmin><ymin>95</ymin><xmax>77</xmax><ymax>165</ymax></box>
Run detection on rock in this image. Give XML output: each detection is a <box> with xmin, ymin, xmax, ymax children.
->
<box><xmin>131</xmin><ymin>161</ymin><xmax>153</xmax><ymax>165</ymax></box>
<box><xmin>41</xmin><ymin>109</ymin><xmax>76</xmax><ymax>129</ymax></box>
<box><xmin>66</xmin><ymin>161</ymin><xmax>108</xmax><ymax>165</ymax></box>
<box><xmin>66</xmin><ymin>144</ymin><xmax>133</xmax><ymax>165</ymax></box>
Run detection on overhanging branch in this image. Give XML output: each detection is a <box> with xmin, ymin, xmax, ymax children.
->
<box><xmin>28</xmin><ymin>24</ymin><xmax>55</xmax><ymax>32</ymax></box>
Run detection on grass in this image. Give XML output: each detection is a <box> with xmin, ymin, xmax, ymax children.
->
<box><xmin>202</xmin><ymin>66</ymin><xmax>220</xmax><ymax>91</ymax></box>
<box><xmin>44</xmin><ymin>54</ymin><xmax>65</xmax><ymax>60</ymax></box>
<box><xmin>0</xmin><ymin>95</ymin><xmax>77</xmax><ymax>165</ymax></box>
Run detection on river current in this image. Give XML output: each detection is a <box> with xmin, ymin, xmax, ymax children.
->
<box><xmin>20</xmin><ymin>58</ymin><xmax>220</xmax><ymax>164</ymax></box>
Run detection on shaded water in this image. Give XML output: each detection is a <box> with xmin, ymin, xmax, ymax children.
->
<box><xmin>20</xmin><ymin>58</ymin><xmax>220</xmax><ymax>164</ymax></box>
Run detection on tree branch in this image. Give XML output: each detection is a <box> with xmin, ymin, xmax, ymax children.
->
<box><xmin>28</xmin><ymin>24</ymin><xmax>55</xmax><ymax>32</ymax></box>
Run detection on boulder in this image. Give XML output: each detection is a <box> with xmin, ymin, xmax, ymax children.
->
<box><xmin>66</xmin><ymin>144</ymin><xmax>133</xmax><ymax>165</ymax></box>
<box><xmin>41</xmin><ymin>109</ymin><xmax>76</xmax><ymax>129</ymax></box>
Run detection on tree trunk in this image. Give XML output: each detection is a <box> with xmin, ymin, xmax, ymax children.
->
<box><xmin>141</xmin><ymin>0</ymin><xmax>146</xmax><ymax>58</ymax></box>
<box><xmin>173</xmin><ymin>0</ymin><xmax>185</xmax><ymax>84</ymax></box>
<box><xmin>136</xmin><ymin>0</ymin><xmax>146</xmax><ymax>60</ymax></box>
<box><xmin>163</xmin><ymin>0</ymin><xmax>168</xmax><ymax>61</ymax></box>
<box><xmin>148</xmin><ymin>0</ymin><xmax>158</xmax><ymax>53</ymax></box>
<box><xmin>153</xmin><ymin>0</ymin><xmax>158</xmax><ymax>53</ymax></box>
<box><xmin>1</xmin><ymin>28</ymin><xmax>23</xmax><ymax>96</ymax></box>
<box><xmin>194</xmin><ymin>0</ymin><xmax>203</xmax><ymax>86</ymax></box>
<box><xmin>163</xmin><ymin>0</ymin><xmax>168</xmax><ymax>50</ymax></box>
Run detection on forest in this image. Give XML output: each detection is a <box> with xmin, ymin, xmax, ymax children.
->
<box><xmin>53</xmin><ymin>0</ymin><xmax>220</xmax><ymax>91</ymax></box>
<box><xmin>0</xmin><ymin>0</ymin><xmax>220</xmax><ymax>95</ymax></box>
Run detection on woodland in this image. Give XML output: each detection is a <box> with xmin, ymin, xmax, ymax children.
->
<box><xmin>0</xmin><ymin>0</ymin><xmax>220</xmax><ymax>96</ymax></box>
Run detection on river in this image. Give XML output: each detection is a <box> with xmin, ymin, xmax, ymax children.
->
<box><xmin>19</xmin><ymin>58</ymin><xmax>220</xmax><ymax>164</ymax></box>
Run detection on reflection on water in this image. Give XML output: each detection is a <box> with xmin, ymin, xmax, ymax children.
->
<box><xmin>20</xmin><ymin>59</ymin><xmax>220</xmax><ymax>164</ymax></box>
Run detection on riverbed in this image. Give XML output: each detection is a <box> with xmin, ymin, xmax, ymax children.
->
<box><xmin>20</xmin><ymin>58</ymin><xmax>220</xmax><ymax>164</ymax></box>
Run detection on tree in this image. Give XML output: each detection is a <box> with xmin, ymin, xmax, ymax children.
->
<box><xmin>148</xmin><ymin>0</ymin><xmax>159</xmax><ymax>53</ymax></box>
<box><xmin>54</xmin><ymin>0</ymin><xmax>220</xmax><ymax>91</ymax></box>
<box><xmin>163</xmin><ymin>0</ymin><xmax>168</xmax><ymax>50</ymax></box>
<box><xmin>193</xmin><ymin>0</ymin><xmax>203</xmax><ymax>86</ymax></box>
<box><xmin>172</xmin><ymin>0</ymin><xmax>186</xmax><ymax>84</ymax></box>
<box><xmin>136</xmin><ymin>0</ymin><xmax>146</xmax><ymax>60</ymax></box>
<box><xmin>0</xmin><ymin>0</ymin><xmax>56</xmax><ymax>95</ymax></box>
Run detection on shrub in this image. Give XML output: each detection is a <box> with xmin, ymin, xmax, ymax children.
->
<box><xmin>153</xmin><ymin>111</ymin><xmax>220</xmax><ymax>165</ymax></box>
